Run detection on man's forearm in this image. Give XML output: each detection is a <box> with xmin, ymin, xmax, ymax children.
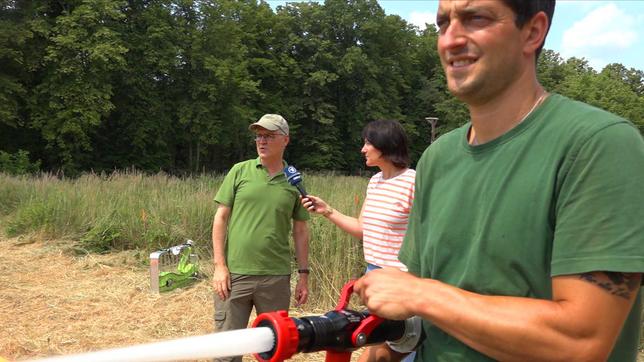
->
<box><xmin>212</xmin><ymin>237</ymin><xmax>226</xmax><ymax>267</ymax></box>
<box><xmin>212</xmin><ymin>207</ymin><xmax>230</xmax><ymax>268</ymax></box>
<box><xmin>408</xmin><ymin>276</ymin><xmax>639</xmax><ymax>362</ymax></box>
<box><xmin>356</xmin><ymin>269</ymin><xmax>639</xmax><ymax>362</ymax></box>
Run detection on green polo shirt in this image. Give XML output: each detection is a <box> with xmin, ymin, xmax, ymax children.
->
<box><xmin>215</xmin><ymin>158</ymin><xmax>309</xmax><ymax>275</ymax></box>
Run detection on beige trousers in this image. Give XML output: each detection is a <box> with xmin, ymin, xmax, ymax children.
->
<box><xmin>213</xmin><ymin>274</ymin><xmax>291</xmax><ymax>362</ymax></box>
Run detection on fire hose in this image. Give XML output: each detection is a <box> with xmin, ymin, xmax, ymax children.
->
<box><xmin>252</xmin><ymin>280</ymin><xmax>420</xmax><ymax>362</ymax></box>
<box><xmin>26</xmin><ymin>280</ymin><xmax>421</xmax><ymax>362</ymax></box>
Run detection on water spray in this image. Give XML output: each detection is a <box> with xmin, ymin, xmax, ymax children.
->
<box><xmin>26</xmin><ymin>281</ymin><xmax>420</xmax><ymax>362</ymax></box>
<box><xmin>27</xmin><ymin>328</ymin><xmax>275</xmax><ymax>362</ymax></box>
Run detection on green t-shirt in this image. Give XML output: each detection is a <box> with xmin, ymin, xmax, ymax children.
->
<box><xmin>215</xmin><ymin>158</ymin><xmax>309</xmax><ymax>275</ymax></box>
<box><xmin>399</xmin><ymin>94</ymin><xmax>644</xmax><ymax>361</ymax></box>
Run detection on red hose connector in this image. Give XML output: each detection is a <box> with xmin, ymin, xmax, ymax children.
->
<box><xmin>252</xmin><ymin>310</ymin><xmax>299</xmax><ymax>362</ymax></box>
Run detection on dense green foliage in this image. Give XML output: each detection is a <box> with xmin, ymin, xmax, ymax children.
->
<box><xmin>1</xmin><ymin>0</ymin><xmax>643</xmax><ymax>175</ymax></box>
<box><xmin>0</xmin><ymin>149</ymin><xmax>41</xmax><ymax>175</ymax></box>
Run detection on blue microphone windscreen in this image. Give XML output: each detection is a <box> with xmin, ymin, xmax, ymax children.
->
<box><xmin>283</xmin><ymin>165</ymin><xmax>302</xmax><ymax>185</ymax></box>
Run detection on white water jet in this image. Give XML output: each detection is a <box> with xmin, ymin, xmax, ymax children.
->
<box><xmin>28</xmin><ymin>327</ymin><xmax>275</xmax><ymax>362</ymax></box>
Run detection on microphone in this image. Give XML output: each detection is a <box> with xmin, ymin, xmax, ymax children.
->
<box><xmin>283</xmin><ymin>165</ymin><xmax>308</xmax><ymax>197</ymax></box>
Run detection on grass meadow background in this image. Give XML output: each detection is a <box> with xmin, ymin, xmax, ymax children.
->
<box><xmin>0</xmin><ymin>171</ymin><xmax>641</xmax><ymax>354</ymax></box>
<box><xmin>0</xmin><ymin>171</ymin><xmax>367</xmax><ymax>310</ymax></box>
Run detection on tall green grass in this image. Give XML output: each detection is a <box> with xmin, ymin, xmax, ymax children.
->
<box><xmin>0</xmin><ymin>172</ymin><xmax>220</xmax><ymax>252</ymax></box>
<box><xmin>0</xmin><ymin>171</ymin><xmax>367</xmax><ymax>310</ymax></box>
<box><xmin>301</xmin><ymin>172</ymin><xmax>369</xmax><ymax>309</ymax></box>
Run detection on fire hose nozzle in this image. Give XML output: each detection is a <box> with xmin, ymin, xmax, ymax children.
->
<box><xmin>251</xmin><ymin>280</ymin><xmax>415</xmax><ymax>362</ymax></box>
<box><xmin>252</xmin><ymin>311</ymin><xmax>299</xmax><ymax>362</ymax></box>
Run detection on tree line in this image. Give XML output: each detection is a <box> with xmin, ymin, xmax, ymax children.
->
<box><xmin>1</xmin><ymin>0</ymin><xmax>642</xmax><ymax>175</ymax></box>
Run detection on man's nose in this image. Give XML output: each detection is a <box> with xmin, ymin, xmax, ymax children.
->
<box><xmin>439</xmin><ymin>20</ymin><xmax>468</xmax><ymax>52</ymax></box>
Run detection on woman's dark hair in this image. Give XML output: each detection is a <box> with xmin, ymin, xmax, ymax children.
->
<box><xmin>501</xmin><ymin>0</ymin><xmax>556</xmax><ymax>60</ymax></box>
<box><xmin>361</xmin><ymin>119</ymin><xmax>410</xmax><ymax>168</ymax></box>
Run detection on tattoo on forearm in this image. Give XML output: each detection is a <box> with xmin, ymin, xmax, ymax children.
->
<box><xmin>579</xmin><ymin>272</ymin><xmax>640</xmax><ymax>300</ymax></box>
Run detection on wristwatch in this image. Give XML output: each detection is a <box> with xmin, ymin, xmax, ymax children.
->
<box><xmin>297</xmin><ymin>269</ymin><xmax>310</xmax><ymax>274</ymax></box>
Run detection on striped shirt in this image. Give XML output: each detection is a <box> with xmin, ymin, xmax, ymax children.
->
<box><xmin>362</xmin><ymin>168</ymin><xmax>416</xmax><ymax>271</ymax></box>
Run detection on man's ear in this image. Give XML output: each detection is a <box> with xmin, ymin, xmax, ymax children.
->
<box><xmin>522</xmin><ymin>11</ymin><xmax>549</xmax><ymax>57</ymax></box>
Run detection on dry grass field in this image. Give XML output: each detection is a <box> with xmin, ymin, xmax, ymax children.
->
<box><xmin>0</xmin><ymin>237</ymin><xmax>365</xmax><ymax>362</ymax></box>
<box><xmin>1</xmin><ymin>237</ymin><xmax>642</xmax><ymax>362</ymax></box>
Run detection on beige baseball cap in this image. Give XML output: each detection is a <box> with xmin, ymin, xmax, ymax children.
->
<box><xmin>249</xmin><ymin>114</ymin><xmax>289</xmax><ymax>135</ymax></box>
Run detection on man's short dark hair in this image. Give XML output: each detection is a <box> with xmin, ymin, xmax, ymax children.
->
<box><xmin>501</xmin><ymin>0</ymin><xmax>556</xmax><ymax>59</ymax></box>
<box><xmin>361</xmin><ymin>119</ymin><xmax>410</xmax><ymax>169</ymax></box>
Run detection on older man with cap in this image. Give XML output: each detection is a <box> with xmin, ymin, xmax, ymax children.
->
<box><xmin>211</xmin><ymin>114</ymin><xmax>310</xmax><ymax>362</ymax></box>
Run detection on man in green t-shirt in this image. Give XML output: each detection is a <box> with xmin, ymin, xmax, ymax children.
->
<box><xmin>211</xmin><ymin>114</ymin><xmax>310</xmax><ymax>362</ymax></box>
<box><xmin>355</xmin><ymin>1</ymin><xmax>644</xmax><ymax>361</ymax></box>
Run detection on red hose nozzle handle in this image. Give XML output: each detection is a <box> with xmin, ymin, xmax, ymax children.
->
<box><xmin>335</xmin><ymin>279</ymin><xmax>357</xmax><ymax>311</ymax></box>
<box><xmin>335</xmin><ymin>280</ymin><xmax>384</xmax><ymax>347</ymax></box>
<box><xmin>252</xmin><ymin>310</ymin><xmax>299</xmax><ymax>362</ymax></box>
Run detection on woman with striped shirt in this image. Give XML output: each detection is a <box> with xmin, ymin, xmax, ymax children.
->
<box><xmin>301</xmin><ymin>119</ymin><xmax>415</xmax><ymax>272</ymax></box>
<box><xmin>301</xmin><ymin>119</ymin><xmax>417</xmax><ymax>361</ymax></box>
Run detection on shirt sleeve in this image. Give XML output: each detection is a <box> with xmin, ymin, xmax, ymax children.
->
<box><xmin>399</xmin><ymin>169</ymin><xmax>423</xmax><ymax>276</ymax></box>
<box><xmin>406</xmin><ymin>171</ymin><xmax>416</xmax><ymax>211</ymax></box>
<box><xmin>552</xmin><ymin>122</ymin><xmax>644</xmax><ymax>276</ymax></box>
<box><xmin>214</xmin><ymin>164</ymin><xmax>239</xmax><ymax>207</ymax></box>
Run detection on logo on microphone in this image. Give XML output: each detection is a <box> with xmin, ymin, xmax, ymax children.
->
<box><xmin>283</xmin><ymin>165</ymin><xmax>307</xmax><ymax>197</ymax></box>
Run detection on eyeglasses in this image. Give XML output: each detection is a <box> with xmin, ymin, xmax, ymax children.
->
<box><xmin>254</xmin><ymin>133</ymin><xmax>283</xmax><ymax>142</ymax></box>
